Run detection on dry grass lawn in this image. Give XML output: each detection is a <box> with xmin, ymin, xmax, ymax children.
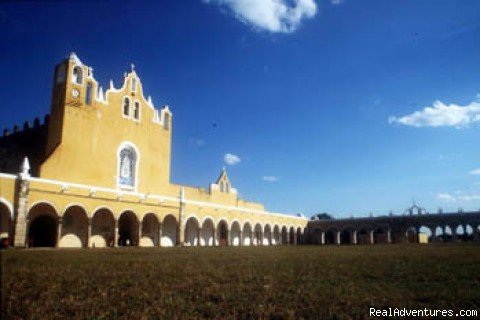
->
<box><xmin>2</xmin><ymin>244</ymin><xmax>480</xmax><ymax>319</ymax></box>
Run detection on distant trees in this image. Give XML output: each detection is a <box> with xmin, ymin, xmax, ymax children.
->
<box><xmin>311</xmin><ymin>213</ymin><xmax>334</xmax><ymax>220</ymax></box>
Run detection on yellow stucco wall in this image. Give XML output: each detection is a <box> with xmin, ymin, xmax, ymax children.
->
<box><xmin>23</xmin><ymin>178</ymin><xmax>305</xmax><ymax>231</ymax></box>
<box><xmin>40</xmin><ymin>57</ymin><xmax>172</xmax><ymax>195</ymax></box>
<box><xmin>0</xmin><ymin>174</ymin><xmax>16</xmax><ymax>215</ymax></box>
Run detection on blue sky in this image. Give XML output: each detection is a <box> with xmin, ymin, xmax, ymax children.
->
<box><xmin>1</xmin><ymin>0</ymin><xmax>479</xmax><ymax>217</ymax></box>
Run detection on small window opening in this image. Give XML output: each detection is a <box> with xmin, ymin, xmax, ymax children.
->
<box><xmin>123</xmin><ymin>97</ymin><xmax>130</xmax><ymax>117</ymax></box>
<box><xmin>133</xmin><ymin>102</ymin><xmax>140</xmax><ymax>121</ymax></box>
<box><xmin>131</xmin><ymin>78</ymin><xmax>136</xmax><ymax>92</ymax></box>
<box><xmin>73</xmin><ymin>66</ymin><xmax>83</xmax><ymax>85</ymax></box>
<box><xmin>86</xmin><ymin>83</ymin><xmax>92</xmax><ymax>105</ymax></box>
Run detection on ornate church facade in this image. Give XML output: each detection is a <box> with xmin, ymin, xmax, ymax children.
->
<box><xmin>0</xmin><ymin>53</ymin><xmax>307</xmax><ymax>248</ymax></box>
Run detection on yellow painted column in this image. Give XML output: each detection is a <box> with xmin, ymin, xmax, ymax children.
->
<box><xmin>114</xmin><ymin>219</ymin><xmax>119</xmax><ymax>247</ymax></box>
<box><xmin>158</xmin><ymin>222</ymin><xmax>162</xmax><ymax>247</ymax></box>
<box><xmin>56</xmin><ymin>217</ymin><xmax>63</xmax><ymax>248</ymax></box>
<box><xmin>87</xmin><ymin>218</ymin><xmax>92</xmax><ymax>248</ymax></box>
<box><xmin>197</xmin><ymin>227</ymin><xmax>202</xmax><ymax>246</ymax></box>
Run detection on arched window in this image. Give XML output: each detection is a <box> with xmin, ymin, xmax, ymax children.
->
<box><xmin>133</xmin><ymin>102</ymin><xmax>140</xmax><ymax>121</ymax></box>
<box><xmin>219</xmin><ymin>181</ymin><xmax>224</xmax><ymax>193</ymax></box>
<box><xmin>118</xmin><ymin>145</ymin><xmax>138</xmax><ymax>188</ymax></box>
<box><xmin>225</xmin><ymin>183</ymin><xmax>230</xmax><ymax>193</ymax></box>
<box><xmin>72</xmin><ymin>66</ymin><xmax>83</xmax><ymax>85</ymax></box>
<box><xmin>85</xmin><ymin>83</ymin><xmax>92</xmax><ymax>105</ymax></box>
<box><xmin>131</xmin><ymin>78</ymin><xmax>136</xmax><ymax>92</ymax></box>
<box><xmin>123</xmin><ymin>97</ymin><xmax>130</xmax><ymax>117</ymax></box>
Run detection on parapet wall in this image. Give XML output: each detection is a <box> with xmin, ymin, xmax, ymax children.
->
<box><xmin>0</xmin><ymin>115</ymin><xmax>49</xmax><ymax>176</ymax></box>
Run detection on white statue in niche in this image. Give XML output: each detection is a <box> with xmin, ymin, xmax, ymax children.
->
<box><xmin>119</xmin><ymin>148</ymin><xmax>135</xmax><ymax>186</ymax></box>
<box><xmin>121</xmin><ymin>154</ymin><xmax>131</xmax><ymax>178</ymax></box>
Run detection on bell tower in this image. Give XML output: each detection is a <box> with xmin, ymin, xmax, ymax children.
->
<box><xmin>47</xmin><ymin>52</ymin><xmax>96</xmax><ymax>156</ymax></box>
<box><xmin>40</xmin><ymin>53</ymin><xmax>173</xmax><ymax>194</ymax></box>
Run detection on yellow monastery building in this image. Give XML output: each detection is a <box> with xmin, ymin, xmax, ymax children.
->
<box><xmin>0</xmin><ymin>53</ymin><xmax>307</xmax><ymax>248</ymax></box>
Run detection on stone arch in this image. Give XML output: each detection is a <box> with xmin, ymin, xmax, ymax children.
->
<box><xmin>325</xmin><ymin>228</ymin><xmax>337</xmax><ymax>245</ymax></box>
<box><xmin>443</xmin><ymin>225</ymin><xmax>453</xmax><ymax>242</ymax></box>
<box><xmin>201</xmin><ymin>218</ymin><xmax>215</xmax><ymax>246</ymax></box>
<box><xmin>60</xmin><ymin>205</ymin><xmax>88</xmax><ymax>248</ymax></box>
<box><xmin>289</xmin><ymin>226</ymin><xmax>295</xmax><ymax>244</ymax></box>
<box><xmin>185</xmin><ymin>216</ymin><xmax>200</xmax><ymax>246</ymax></box>
<box><xmin>0</xmin><ymin>200</ymin><xmax>12</xmax><ymax>247</ymax></box>
<box><xmin>281</xmin><ymin>226</ymin><xmax>288</xmax><ymax>245</ymax></box>
<box><xmin>217</xmin><ymin>219</ymin><xmax>229</xmax><ymax>246</ymax></box>
<box><xmin>72</xmin><ymin>65</ymin><xmax>83</xmax><ymax>84</ymax></box>
<box><xmin>455</xmin><ymin>225</ymin><xmax>465</xmax><ymax>238</ymax></box>
<box><xmin>91</xmin><ymin>208</ymin><xmax>115</xmax><ymax>248</ymax></box>
<box><xmin>263</xmin><ymin>224</ymin><xmax>272</xmax><ymax>245</ymax></box>
<box><xmin>390</xmin><ymin>227</ymin><xmax>404</xmax><ymax>243</ymax></box>
<box><xmin>433</xmin><ymin>225</ymin><xmax>444</xmax><ymax>242</ymax></box>
<box><xmin>340</xmin><ymin>228</ymin><xmax>353</xmax><ymax>245</ymax></box>
<box><xmin>161</xmin><ymin>214</ymin><xmax>177</xmax><ymax>247</ymax></box>
<box><xmin>463</xmin><ymin>224</ymin><xmax>474</xmax><ymax>241</ymax></box>
<box><xmin>28</xmin><ymin>200</ymin><xmax>60</xmax><ymax>217</ymax></box>
<box><xmin>296</xmin><ymin>227</ymin><xmax>303</xmax><ymax>244</ymax></box>
<box><xmin>418</xmin><ymin>225</ymin><xmax>432</xmax><ymax>243</ymax></box>
<box><xmin>373</xmin><ymin>226</ymin><xmax>388</xmax><ymax>244</ymax></box>
<box><xmin>0</xmin><ymin>198</ymin><xmax>14</xmax><ymax>220</ymax></box>
<box><xmin>405</xmin><ymin>226</ymin><xmax>418</xmax><ymax>243</ymax></box>
<box><xmin>230</xmin><ymin>221</ymin><xmax>242</xmax><ymax>246</ymax></box>
<box><xmin>272</xmin><ymin>225</ymin><xmax>280</xmax><ymax>245</ymax></box>
<box><xmin>311</xmin><ymin>228</ymin><xmax>324</xmax><ymax>244</ymax></box>
<box><xmin>201</xmin><ymin>216</ymin><xmax>216</xmax><ymax>226</ymax></box>
<box><xmin>141</xmin><ymin>213</ymin><xmax>159</xmax><ymax>247</ymax></box>
<box><xmin>357</xmin><ymin>228</ymin><xmax>371</xmax><ymax>245</ymax></box>
<box><xmin>27</xmin><ymin>202</ymin><xmax>59</xmax><ymax>247</ymax></box>
<box><xmin>254</xmin><ymin>223</ymin><xmax>262</xmax><ymax>246</ymax></box>
<box><xmin>242</xmin><ymin>222</ymin><xmax>252</xmax><ymax>246</ymax></box>
<box><xmin>118</xmin><ymin>210</ymin><xmax>139</xmax><ymax>246</ymax></box>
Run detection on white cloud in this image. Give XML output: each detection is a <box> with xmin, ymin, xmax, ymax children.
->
<box><xmin>469</xmin><ymin>168</ymin><xmax>480</xmax><ymax>175</ymax></box>
<box><xmin>204</xmin><ymin>0</ymin><xmax>317</xmax><ymax>33</ymax></box>
<box><xmin>437</xmin><ymin>193</ymin><xmax>456</xmax><ymax>202</ymax></box>
<box><xmin>224</xmin><ymin>153</ymin><xmax>241</xmax><ymax>165</ymax></box>
<box><xmin>262</xmin><ymin>176</ymin><xmax>279</xmax><ymax>182</ymax></box>
<box><xmin>388</xmin><ymin>97</ymin><xmax>480</xmax><ymax>128</ymax></box>
<box><xmin>331</xmin><ymin>0</ymin><xmax>344</xmax><ymax>4</ymax></box>
<box><xmin>437</xmin><ymin>192</ymin><xmax>480</xmax><ymax>202</ymax></box>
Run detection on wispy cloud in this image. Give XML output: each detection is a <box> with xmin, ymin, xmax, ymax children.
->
<box><xmin>469</xmin><ymin>168</ymin><xmax>480</xmax><ymax>175</ymax></box>
<box><xmin>262</xmin><ymin>176</ymin><xmax>279</xmax><ymax>182</ymax></box>
<box><xmin>204</xmin><ymin>0</ymin><xmax>317</xmax><ymax>33</ymax></box>
<box><xmin>436</xmin><ymin>193</ymin><xmax>456</xmax><ymax>202</ymax></box>
<box><xmin>437</xmin><ymin>192</ymin><xmax>480</xmax><ymax>203</ymax></box>
<box><xmin>388</xmin><ymin>95</ymin><xmax>480</xmax><ymax>128</ymax></box>
<box><xmin>224</xmin><ymin>153</ymin><xmax>241</xmax><ymax>165</ymax></box>
<box><xmin>330</xmin><ymin>0</ymin><xmax>344</xmax><ymax>5</ymax></box>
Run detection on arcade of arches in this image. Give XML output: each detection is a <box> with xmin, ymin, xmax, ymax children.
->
<box><xmin>0</xmin><ymin>200</ymin><xmax>304</xmax><ymax>248</ymax></box>
<box><xmin>310</xmin><ymin>222</ymin><xmax>480</xmax><ymax>245</ymax></box>
<box><xmin>3</xmin><ymin>197</ymin><xmax>480</xmax><ymax>248</ymax></box>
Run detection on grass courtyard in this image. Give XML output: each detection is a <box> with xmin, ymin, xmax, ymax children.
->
<box><xmin>2</xmin><ymin>244</ymin><xmax>480</xmax><ymax>319</ymax></box>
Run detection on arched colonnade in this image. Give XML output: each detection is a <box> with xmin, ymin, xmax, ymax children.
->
<box><xmin>1</xmin><ymin>201</ymin><xmax>304</xmax><ymax>248</ymax></box>
<box><xmin>312</xmin><ymin>223</ymin><xmax>480</xmax><ymax>245</ymax></box>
